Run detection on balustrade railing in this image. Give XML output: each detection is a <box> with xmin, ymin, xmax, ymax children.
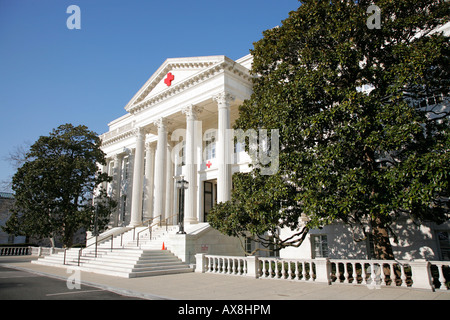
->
<box><xmin>329</xmin><ymin>259</ymin><xmax>412</xmax><ymax>287</ymax></box>
<box><xmin>0</xmin><ymin>247</ymin><xmax>31</xmax><ymax>256</ymax></box>
<box><xmin>205</xmin><ymin>255</ymin><xmax>248</xmax><ymax>276</ymax></box>
<box><xmin>195</xmin><ymin>254</ymin><xmax>449</xmax><ymax>291</ymax></box>
<box><xmin>258</xmin><ymin>257</ymin><xmax>316</xmax><ymax>281</ymax></box>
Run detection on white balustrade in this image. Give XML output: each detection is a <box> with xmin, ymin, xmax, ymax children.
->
<box><xmin>0</xmin><ymin>246</ymin><xmax>31</xmax><ymax>256</ymax></box>
<box><xmin>329</xmin><ymin>259</ymin><xmax>413</xmax><ymax>287</ymax></box>
<box><xmin>195</xmin><ymin>253</ymin><xmax>449</xmax><ymax>291</ymax></box>
<box><xmin>204</xmin><ymin>255</ymin><xmax>247</xmax><ymax>276</ymax></box>
<box><xmin>258</xmin><ymin>257</ymin><xmax>316</xmax><ymax>281</ymax></box>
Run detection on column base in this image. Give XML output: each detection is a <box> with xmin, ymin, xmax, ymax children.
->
<box><xmin>127</xmin><ymin>221</ymin><xmax>142</xmax><ymax>228</ymax></box>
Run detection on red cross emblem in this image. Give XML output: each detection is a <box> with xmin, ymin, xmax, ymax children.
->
<box><xmin>164</xmin><ymin>72</ymin><xmax>174</xmax><ymax>86</ymax></box>
<box><xmin>206</xmin><ymin>161</ymin><xmax>212</xmax><ymax>169</ymax></box>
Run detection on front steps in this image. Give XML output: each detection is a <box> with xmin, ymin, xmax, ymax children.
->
<box><xmin>100</xmin><ymin>225</ymin><xmax>178</xmax><ymax>250</ymax></box>
<box><xmin>32</xmin><ymin>225</ymin><xmax>193</xmax><ymax>278</ymax></box>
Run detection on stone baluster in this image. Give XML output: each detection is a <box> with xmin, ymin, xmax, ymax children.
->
<box><xmin>438</xmin><ymin>265</ymin><xmax>446</xmax><ymax>289</ymax></box>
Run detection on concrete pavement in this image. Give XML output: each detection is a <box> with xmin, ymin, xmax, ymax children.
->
<box><xmin>0</xmin><ymin>264</ymin><xmax>144</xmax><ymax>300</ymax></box>
<box><xmin>1</xmin><ymin>256</ymin><xmax>449</xmax><ymax>301</ymax></box>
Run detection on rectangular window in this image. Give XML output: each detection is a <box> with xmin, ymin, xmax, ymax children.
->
<box><xmin>122</xmin><ymin>156</ymin><xmax>129</xmax><ymax>180</ymax></box>
<box><xmin>311</xmin><ymin>235</ymin><xmax>328</xmax><ymax>258</ymax></box>
<box><xmin>122</xmin><ymin>195</ymin><xmax>127</xmax><ymax>222</ymax></box>
<box><xmin>205</xmin><ymin>130</ymin><xmax>216</xmax><ymax>160</ymax></box>
<box><xmin>437</xmin><ymin>231</ymin><xmax>450</xmax><ymax>261</ymax></box>
<box><xmin>245</xmin><ymin>237</ymin><xmax>253</xmax><ymax>255</ymax></box>
<box><xmin>179</xmin><ymin>141</ymin><xmax>185</xmax><ymax>166</ymax></box>
<box><xmin>203</xmin><ymin>181</ymin><xmax>214</xmax><ymax>222</ymax></box>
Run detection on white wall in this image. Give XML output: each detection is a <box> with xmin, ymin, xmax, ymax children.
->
<box><xmin>166</xmin><ymin>223</ymin><xmax>244</xmax><ymax>264</ymax></box>
<box><xmin>280</xmin><ymin>219</ymin><xmax>449</xmax><ymax>261</ymax></box>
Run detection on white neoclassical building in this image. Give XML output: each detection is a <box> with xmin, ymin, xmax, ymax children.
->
<box><xmin>100</xmin><ymin>54</ymin><xmax>253</xmax><ymax>228</ymax></box>
<box><xmin>97</xmin><ymin>54</ymin><xmax>259</xmax><ymax>262</ymax></box>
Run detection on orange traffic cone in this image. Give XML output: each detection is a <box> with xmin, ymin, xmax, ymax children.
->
<box><xmin>162</xmin><ymin>242</ymin><xmax>166</xmax><ymax>250</ymax></box>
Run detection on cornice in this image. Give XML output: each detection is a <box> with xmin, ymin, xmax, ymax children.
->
<box><xmin>100</xmin><ymin>128</ymin><xmax>136</xmax><ymax>147</ymax></box>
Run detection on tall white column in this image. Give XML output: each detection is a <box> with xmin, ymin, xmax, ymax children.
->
<box><xmin>153</xmin><ymin>118</ymin><xmax>168</xmax><ymax>222</ymax></box>
<box><xmin>214</xmin><ymin>92</ymin><xmax>235</xmax><ymax>203</ymax></box>
<box><xmin>143</xmin><ymin>143</ymin><xmax>155</xmax><ymax>221</ymax></box>
<box><xmin>130</xmin><ymin>127</ymin><xmax>145</xmax><ymax>227</ymax></box>
<box><xmin>182</xmin><ymin>105</ymin><xmax>202</xmax><ymax>224</ymax></box>
<box><xmin>165</xmin><ymin>143</ymin><xmax>174</xmax><ymax>223</ymax></box>
<box><xmin>196</xmin><ymin>118</ymin><xmax>203</xmax><ymax>222</ymax></box>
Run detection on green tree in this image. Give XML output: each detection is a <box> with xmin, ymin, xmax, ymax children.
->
<box><xmin>209</xmin><ymin>0</ymin><xmax>449</xmax><ymax>259</ymax></box>
<box><xmin>3</xmin><ymin>124</ymin><xmax>115</xmax><ymax>248</ymax></box>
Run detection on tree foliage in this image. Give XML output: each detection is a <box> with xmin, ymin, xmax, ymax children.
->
<box><xmin>209</xmin><ymin>0</ymin><xmax>450</xmax><ymax>258</ymax></box>
<box><xmin>3</xmin><ymin>124</ymin><xmax>115</xmax><ymax>247</ymax></box>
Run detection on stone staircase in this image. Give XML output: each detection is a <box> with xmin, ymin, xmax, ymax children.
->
<box><xmin>32</xmin><ymin>225</ymin><xmax>193</xmax><ymax>278</ymax></box>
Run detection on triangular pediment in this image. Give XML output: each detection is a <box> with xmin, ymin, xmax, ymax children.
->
<box><xmin>124</xmin><ymin>56</ymin><xmax>228</xmax><ymax>112</ymax></box>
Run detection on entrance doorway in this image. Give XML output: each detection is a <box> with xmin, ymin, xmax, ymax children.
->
<box><xmin>203</xmin><ymin>180</ymin><xmax>217</xmax><ymax>222</ymax></box>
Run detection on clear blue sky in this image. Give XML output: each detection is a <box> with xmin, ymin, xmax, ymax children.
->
<box><xmin>0</xmin><ymin>0</ymin><xmax>300</xmax><ymax>191</ymax></box>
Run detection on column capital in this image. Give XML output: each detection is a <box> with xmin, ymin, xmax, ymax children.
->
<box><xmin>213</xmin><ymin>91</ymin><xmax>235</xmax><ymax>108</ymax></box>
<box><xmin>153</xmin><ymin>117</ymin><xmax>170</xmax><ymax>129</ymax></box>
<box><xmin>113</xmin><ymin>153</ymin><xmax>121</xmax><ymax>161</ymax></box>
<box><xmin>145</xmin><ymin>141</ymin><xmax>156</xmax><ymax>150</ymax></box>
<box><xmin>122</xmin><ymin>147</ymin><xmax>132</xmax><ymax>155</ymax></box>
<box><xmin>133</xmin><ymin>126</ymin><xmax>146</xmax><ymax>137</ymax></box>
<box><xmin>182</xmin><ymin>104</ymin><xmax>203</xmax><ymax>120</ymax></box>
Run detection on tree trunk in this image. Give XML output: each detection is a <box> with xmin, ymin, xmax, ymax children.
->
<box><xmin>64</xmin><ymin>229</ymin><xmax>74</xmax><ymax>248</ymax></box>
<box><xmin>49</xmin><ymin>237</ymin><xmax>55</xmax><ymax>248</ymax></box>
<box><xmin>370</xmin><ymin>216</ymin><xmax>395</xmax><ymax>260</ymax></box>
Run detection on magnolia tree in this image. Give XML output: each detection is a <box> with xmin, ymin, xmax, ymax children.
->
<box><xmin>208</xmin><ymin>0</ymin><xmax>449</xmax><ymax>259</ymax></box>
<box><xmin>3</xmin><ymin>124</ymin><xmax>115</xmax><ymax>248</ymax></box>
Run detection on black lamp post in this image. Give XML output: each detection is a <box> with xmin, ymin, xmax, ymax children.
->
<box><xmin>176</xmin><ymin>177</ymin><xmax>188</xmax><ymax>234</ymax></box>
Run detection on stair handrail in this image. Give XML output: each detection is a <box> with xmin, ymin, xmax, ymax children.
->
<box><xmin>162</xmin><ymin>213</ymin><xmax>179</xmax><ymax>231</ymax></box>
<box><xmin>132</xmin><ymin>215</ymin><xmax>161</xmax><ymax>240</ymax></box>
<box><xmin>63</xmin><ymin>226</ymin><xmax>132</xmax><ymax>266</ymax></box>
<box><xmin>136</xmin><ymin>221</ymin><xmax>160</xmax><ymax>247</ymax></box>
<box><xmin>77</xmin><ymin>217</ymin><xmax>160</xmax><ymax>265</ymax></box>
<box><xmin>65</xmin><ymin>216</ymin><xmax>166</xmax><ymax>265</ymax></box>
<box><xmin>75</xmin><ymin>234</ymin><xmax>116</xmax><ymax>266</ymax></box>
<box><xmin>135</xmin><ymin>213</ymin><xmax>178</xmax><ymax>247</ymax></box>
